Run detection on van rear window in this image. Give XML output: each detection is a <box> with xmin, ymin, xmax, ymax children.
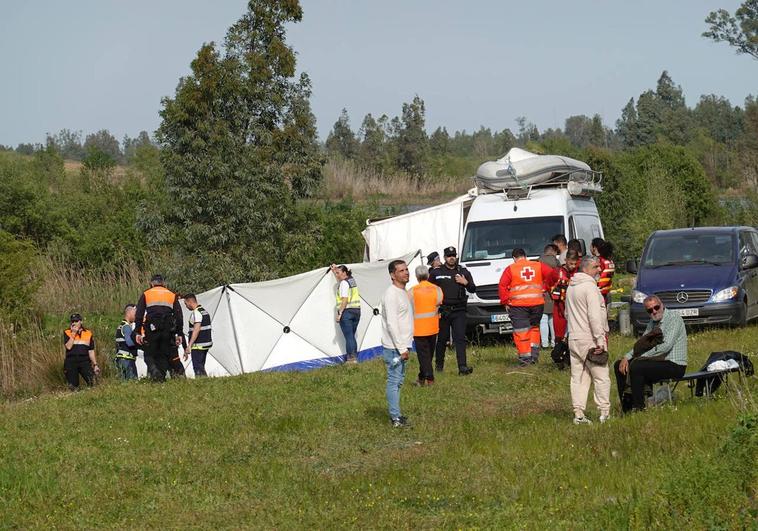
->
<box><xmin>643</xmin><ymin>234</ymin><xmax>735</xmax><ymax>267</ymax></box>
<box><xmin>462</xmin><ymin>216</ymin><xmax>563</xmax><ymax>261</ymax></box>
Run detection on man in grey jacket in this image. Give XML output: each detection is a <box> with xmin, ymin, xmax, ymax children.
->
<box><xmin>565</xmin><ymin>255</ymin><xmax>611</xmax><ymax>425</ymax></box>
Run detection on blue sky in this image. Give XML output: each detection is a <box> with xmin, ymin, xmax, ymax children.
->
<box><xmin>0</xmin><ymin>0</ymin><xmax>754</xmax><ymax>147</ymax></box>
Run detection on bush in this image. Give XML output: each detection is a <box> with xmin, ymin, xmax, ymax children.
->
<box><xmin>0</xmin><ymin>230</ymin><xmax>40</xmax><ymax>325</ymax></box>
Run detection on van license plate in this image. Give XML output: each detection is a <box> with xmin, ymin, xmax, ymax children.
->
<box><xmin>671</xmin><ymin>308</ymin><xmax>699</xmax><ymax>317</ymax></box>
<box><xmin>491</xmin><ymin>314</ymin><xmax>510</xmax><ymax>323</ymax></box>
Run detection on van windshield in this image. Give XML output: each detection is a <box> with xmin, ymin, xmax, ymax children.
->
<box><xmin>643</xmin><ymin>233</ymin><xmax>735</xmax><ymax>267</ymax></box>
<box><xmin>462</xmin><ymin>216</ymin><xmax>564</xmax><ymax>261</ymax></box>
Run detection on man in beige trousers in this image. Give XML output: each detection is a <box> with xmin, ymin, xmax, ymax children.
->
<box><xmin>565</xmin><ymin>255</ymin><xmax>611</xmax><ymax>425</ymax></box>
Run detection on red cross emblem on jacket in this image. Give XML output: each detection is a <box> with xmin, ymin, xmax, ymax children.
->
<box><xmin>520</xmin><ymin>267</ymin><xmax>535</xmax><ymax>281</ymax></box>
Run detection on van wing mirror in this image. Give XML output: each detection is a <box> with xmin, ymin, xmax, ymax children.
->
<box><xmin>741</xmin><ymin>254</ymin><xmax>758</xmax><ymax>270</ymax></box>
<box><xmin>625</xmin><ymin>259</ymin><xmax>639</xmax><ymax>274</ymax></box>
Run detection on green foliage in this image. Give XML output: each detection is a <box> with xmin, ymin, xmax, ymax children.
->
<box><xmin>155</xmin><ymin>0</ymin><xmax>324</xmax><ymax>289</ymax></box>
<box><xmin>46</xmin><ymin>129</ymin><xmax>85</xmax><ymax>160</ymax></box>
<box><xmin>703</xmin><ymin>0</ymin><xmax>758</xmax><ymax>60</ymax></box>
<box><xmin>82</xmin><ymin>145</ymin><xmax>117</xmax><ymax>172</ymax></box>
<box><xmin>396</xmin><ymin>95</ymin><xmax>429</xmax><ymax>175</ymax></box>
<box><xmin>0</xmin><ymin>230</ymin><xmax>39</xmax><ymax>324</ymax></box>
<box><xmin>693</xmin><ymin>94</ymin><xmax>744</xmax><ymax>144</ymax></box>
<box><xmin>283</xmin><ymin>200</ymin><xmax>369</xmax><ymax>274</ymax></box>
<box><xmin>83</xmin><ymin>129</ymin><xmax>121</xmax><ymax>163</ymax></box>
<box><xmin>590</xmin><ymin>144</ymin><xmax>715</xmax><ymax>261</ymax></box>
<box><xmin>325</xmin><ymin>108</ymin><xmax>359</xmax><ymax>159</ymax></box>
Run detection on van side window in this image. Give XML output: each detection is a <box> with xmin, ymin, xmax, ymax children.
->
<box><xmin>739</xmin><ymin>232</ymin><xmax>756</xmax><ymax>256</ymax></box>
<box><xmin>749</xmin><ymin>232</ymin><xmax>758</xmax><ymax>256</ymax></box>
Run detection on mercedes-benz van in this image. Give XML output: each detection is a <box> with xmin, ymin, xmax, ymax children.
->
<box><xmin>627</xmin><ymin>226</ymin><xmax>758</xmax><ymax>334</ymax></box>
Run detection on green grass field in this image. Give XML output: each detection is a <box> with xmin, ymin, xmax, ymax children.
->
<box><xmin>1</xmin><ymin>326</ymin><xmax>756</xmax><ymax>529</ymax></box>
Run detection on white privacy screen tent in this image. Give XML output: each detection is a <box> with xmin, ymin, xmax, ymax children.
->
<box><xmin>160</xmin><ymin>251</ymin><xmax>423</xmax><ymax>377</ymax></box>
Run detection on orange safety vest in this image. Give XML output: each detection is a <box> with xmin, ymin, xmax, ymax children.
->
<box><xmin>65</xmin><ymin>329</ymin><xmax>94</xmax><ymax>347</ymax></box>
<box><xmin>144</xmin><ymin>286</ymin><xmax>176</xmax><ymax>310</ymax></box>
<box><xmin>507</xmin><ymin>260</ymin><xmax>545</xmax><ymax>307</ymax></box>
<box><xmin>411</xmin><ymin>280</ymin><xmax>442</xmax><ymax>337</ymax></box>
<box><xmin>597</xmin><ymin>256</ymin><xmax>615</xmax><ymax>296</ymax></box>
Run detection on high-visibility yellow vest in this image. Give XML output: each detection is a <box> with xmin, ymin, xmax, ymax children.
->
<box><xmin>336</xmin><ymin>277</ymin><xmax>361</xmax><ymax>310</ymax></box>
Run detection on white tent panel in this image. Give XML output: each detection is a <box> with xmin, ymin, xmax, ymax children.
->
<box><xmin>260</xmin><ymin>330</ymin><xmax>334</xmax><ymax>371</ymax></box>
<box><xmin>357</xmin><ymin>314</ymin><xmax>384</xmax><ymax>358</ymax></box>
<box><xmin>231</xmin><ymin>268</ymin><xmax>325</xmax><ymax>326</ymax></box>
<box><xmin>226</xmin><ymin>289</ymin><xmax>285</xmax><ymax>373</ymax></box>
<box><xmin>287</xmin><ymin>273</ymin><xmax>345</xmax><ymax>357</ymax></box>
<box><xmin>204</xmin><ymin>291</ymin><xmax>244</xmax><ymax>375</ymax></box>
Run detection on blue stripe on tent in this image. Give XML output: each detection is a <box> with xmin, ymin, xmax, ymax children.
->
<box><xmin>262</xmin><ymin>345</ymin><xmax>384</xmax><ymax>373</ymax></box>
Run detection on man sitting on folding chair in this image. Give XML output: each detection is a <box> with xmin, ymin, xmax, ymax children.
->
<box><xmin>613</xmin><ymin>296</ymin><xmax>688</xmax><ymax>413</ymax></box>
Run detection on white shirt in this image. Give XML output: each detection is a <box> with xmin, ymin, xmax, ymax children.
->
<box><xmin>189</xmin><ymin>309</ymin><xmax>203</xmax><ymax>326</ymax></box>
<box><xmin>380</xmin><ymin>284</ymin><xmax>414</xmax><ymax>351</ymax></box>
<box><xmin>338</xmin><ymin>279</ymin><xmax>350</xmax><ymax>298</ymax></box>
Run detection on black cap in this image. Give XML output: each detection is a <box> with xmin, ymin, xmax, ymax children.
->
<box><xmin>69</xmin><ymin>313</ymin><xmax>82</xmax><ymax>323</ymax></box>
<box><xmin>150</xmin><ymin>274</ymin><xmax>164</xmax><ymax>284</ymax></box>
<box><xmin>444</xmin><ymin>246</ymin><xmax>457</xmax><ymax>257</ymax></box>
<box><xmin>426</xmin><ymin>251</ymin><xmax>440</xmax><ymax>265</ymax></box>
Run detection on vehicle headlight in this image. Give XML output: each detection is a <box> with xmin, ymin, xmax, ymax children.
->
<box><xmin>632</xmin><ymin>290</ymin><xmax>647</xmax><ymax>304</ymax></box>
<box><xmin>711</xmin><ymin>286</ymin><xmax>739</xmax><ymax>302</ymax></box>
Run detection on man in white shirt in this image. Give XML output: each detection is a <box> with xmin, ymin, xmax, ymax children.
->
<box><xmin>380</xmin><ymin>259</ymin><xmax>414</xmax><ymax>428</ymax></box>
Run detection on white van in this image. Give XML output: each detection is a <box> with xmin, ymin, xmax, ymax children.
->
<box><xmin>362</xmin><ymin>149</ymin><xmax>605</xmax><ymax>335</ymax></box>
<box><xmin>462</xmin><ymin>186</ymin><xmax>603</xmax><ymax>335</ymax></box>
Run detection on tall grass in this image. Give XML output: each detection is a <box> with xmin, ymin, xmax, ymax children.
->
<box><xmin>34</xmin><ymin>254</ymin><xmax>148</xmax><ymax>316</ymax></box>
<box><xmin>322</xmin><ymin>158</ymin><xmax>470</xmax><ymax>200</ymax></box>
<box><xmin>0</xmin><ymin>256</ymin><xmax>149</xmax><ymax>398</ymax></box>
<box><xmin>0</xmin><ymin>325</ymin><xmax>62</xmax><ymax>397</ymax></box>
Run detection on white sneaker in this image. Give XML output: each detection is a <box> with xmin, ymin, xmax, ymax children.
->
<box><xmin>573</xmin><ymin>416</ymin><xmax>592</xmax><ymax>425</ymax></box>
<box><xmin>599</xmin><ymin>414</ymin><xmax>610</xmax><ymax>424</ymax></box>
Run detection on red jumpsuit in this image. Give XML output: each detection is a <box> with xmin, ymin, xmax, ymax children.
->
<box><xmin>597</xmin><ymin>256</ymin><xmax>615</xmax><ymax>300</ymax></box>
<box><xmin>551</xmin><ymin>265</ymin><xmax>575</xmax><ymax>341</ymax></box>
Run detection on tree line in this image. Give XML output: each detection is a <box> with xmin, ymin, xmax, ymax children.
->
<box><xmin>324</xmin><ymin>70</ymin><xmax>757</xmax><ymax>192</ymax></box>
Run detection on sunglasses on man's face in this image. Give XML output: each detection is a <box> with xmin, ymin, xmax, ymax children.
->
<box><xmin>646</xmin><ymin>304</ymin><xmax>661</xmax><ymax>314</ymax></box>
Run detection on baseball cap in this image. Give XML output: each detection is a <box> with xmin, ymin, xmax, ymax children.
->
<box><xmin>444</xmin><ymin>246</ymin><xmax>457</xmax><ymax>257</ymax></box>
<box><xmin>69</xmin><ymin>313</ymin><xmax>83</xmax><ymax>323</ymax></box>
<box><xmin>426</xmin><ymin>251</ymin><xmax>440</xmax><ymax>265</ymax></box>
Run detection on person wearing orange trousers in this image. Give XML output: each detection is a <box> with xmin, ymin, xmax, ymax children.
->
<box><xmin>499</xmin><ymin>248</ymin><xmax>559</xmax><ymax>365</ymax></box>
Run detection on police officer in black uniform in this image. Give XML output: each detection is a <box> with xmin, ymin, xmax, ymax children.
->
<box><xmin>429</xmin><ymin>246</ymin><xmax>476</xmax><ymax>375</ymax></box>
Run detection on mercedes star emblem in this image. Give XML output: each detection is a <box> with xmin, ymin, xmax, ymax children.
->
<box><xmin>676</xmin><ymin>291</ymin><xmax>689</xmax><ymax>304</ymax></box>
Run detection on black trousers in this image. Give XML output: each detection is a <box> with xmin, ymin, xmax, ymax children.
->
<box><xmin>191</xmin><ymin>348</ymin><xmax>208</xmax><ymax>377</ymax></box>
<box><xmin>613</xmin><ymin>359</ymin><xmax>686</xmax><ymax>411</ymax></box>
<box><xmin>144</xmin><ymin>327</ymin><xmax>175</xmax><ymax>382</ymax></box>
<box><xmin>414</xmin><ymin>335</ymin><xmax>437</xmax><ymax>382</ymax></box>
<box><xmin>168</xmin><ymin>347</ymin><xmax>185</xmax><ymax>378</ymax></box>
<box><xmin>64</xmin><ymin>357</ymin><xmax>94</xmax><ymax>390</ymax></box>
<box><xmin>435</xmin><ymin>308</ymin><xmax>467</xmax><ymax>369</ymax></box>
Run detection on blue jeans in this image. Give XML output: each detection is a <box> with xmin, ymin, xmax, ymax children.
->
<box><xmin>540</xmin><ymin>313</ymin><xmax>554</xmax><ymax>348</ymax></box>
<box><xmin>339</xmin><ymin>309</ymin><xmax>360</xmax><ymax>358</ymax></box>
<box><xmin>382</xmin><ymin>347</ymin><xmax>408</xmax><ymax>419</ymax></box>
<box><xmin>115</xmin><ymin>357</ymin><xmax>137</xmax><ymax>380</ymax></box>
